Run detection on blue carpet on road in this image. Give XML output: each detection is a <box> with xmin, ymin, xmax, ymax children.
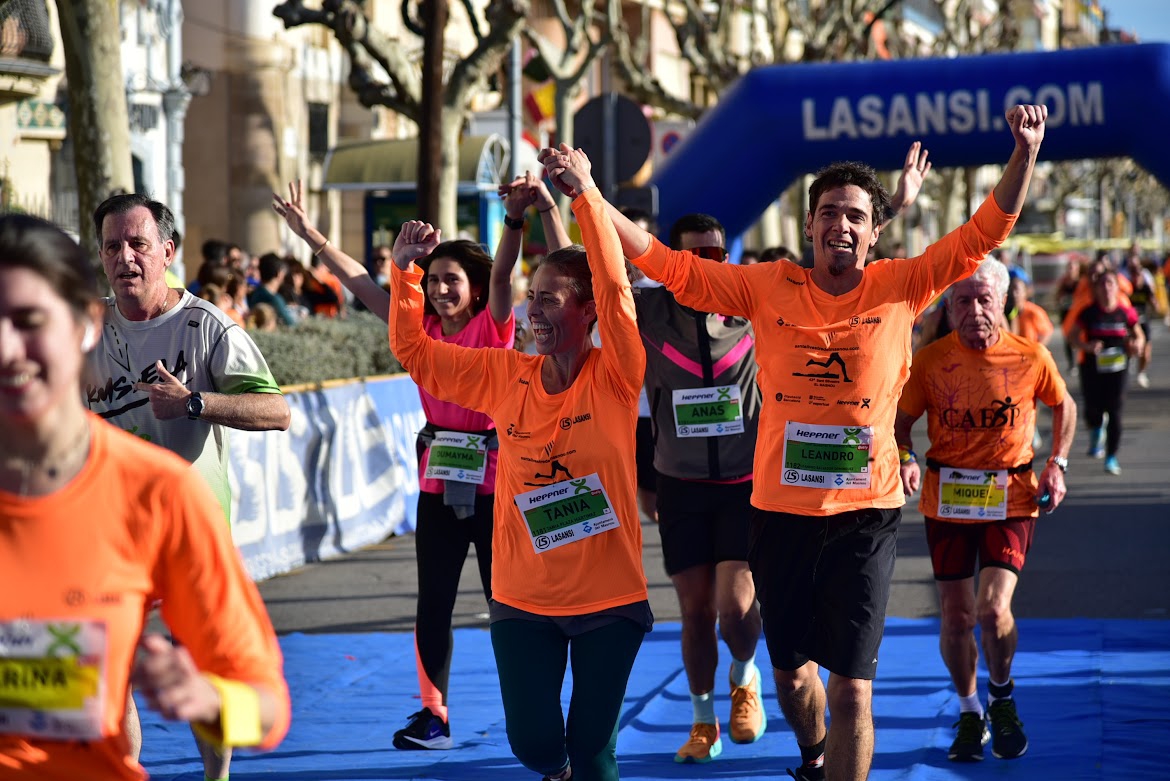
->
<box><xmin>141</xmin><ymin>618</ymin><xmax>1169</xmax><ymax>780</ymax></box>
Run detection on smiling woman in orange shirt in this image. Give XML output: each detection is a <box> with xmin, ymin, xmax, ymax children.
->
<box><xmin>0</xmin><ymin>214</ymin><xmax>289</xmax><ymax>780</ymax></box>
<box><xmin>388</xmin><ymin>146</ymin><xmax>649</xmax><ymax>781</ymax></box>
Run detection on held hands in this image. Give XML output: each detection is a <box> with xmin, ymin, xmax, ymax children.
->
<box><xmin>131</xmin><ymin>634</ymin><xmax>221</xmax><ymax>725</ymax></box>
<box><xmin>133</xmin><ymin>361</ymin><xmax>190</xmax><ymax>420</ymax></box>
<box><xmin>1005</xmin><ymin>104</ymin><xmax>1047</xmax><ymax>150</ymax></box>
<box><xmin>499</xmin><ymin>170</ymin><xmax>554</xmax><ymax>218</ymax></box>
<box><xmin>272</xmin><ymin>180</ymin><xmax>316</xmax><ymax>241</ymax></box>
<box><xmin>392</xmin><ymin>220</ymin><xmax>441</xmax><ymax>270</ymax></box>
<box><xmin>538</xmin><ymin>143</ymin><xmax>597</xmax><ymax>200</ymax></box>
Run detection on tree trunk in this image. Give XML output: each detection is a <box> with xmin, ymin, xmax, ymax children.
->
<box><xmin>436</xmin><ymin>109</ymin><xmax>462</xmax><ymax>235</ymax></box>
<box><xmin>56</xmin><ymin>0</ymin><xmax>133</xmax><ymax>263</ymax></box>
<box><xmin>418</xmin><ymin>0</ymin><xmax>448</xmax><ymax>227</ymax></box>
<box><xmin>553</xmin><ymin>84</ymin><xmax>573</xmax><ymax>227</ymax></box>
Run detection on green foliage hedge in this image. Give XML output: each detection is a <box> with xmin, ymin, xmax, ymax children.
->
<box><xmin>249</xmin><ymin>311</ymin><xmax>404</xmax><ymax>386</ymax></box>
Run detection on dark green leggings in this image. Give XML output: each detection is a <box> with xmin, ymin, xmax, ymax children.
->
<box><xmin>490</xmin><ymin>617</ymin><xmax>645</xmax><ymax>781</ymax></box>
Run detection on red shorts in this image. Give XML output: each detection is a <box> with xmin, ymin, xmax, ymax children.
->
<box><xmin>923</xmin><ymin>517</ymin><xmax>1036</xmax><ymax>580</ymax></box>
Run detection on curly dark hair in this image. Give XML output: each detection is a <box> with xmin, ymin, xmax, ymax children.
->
<box><xmin>807</xmin><ymin>161</ymin><xmax>893</xmax><ymax>226</ymax></box>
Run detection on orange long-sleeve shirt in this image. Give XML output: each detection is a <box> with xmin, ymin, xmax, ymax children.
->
<box><xmin>389</xmin><ymin>188</ymin><xmax>648</xmax><ymax>615</ymax></box>
<box><xmin>0</xmin><ymin>417</ymin><xmax>289</xmax><ymax>780</ymax></box>
<box><xmin>630</xmin><ymin>194</ymin><xmax>1017</xmax><ymax>516</ymax></box>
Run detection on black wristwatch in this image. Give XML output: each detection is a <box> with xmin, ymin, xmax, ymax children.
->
<box><xmin>1047</xmin><ymin>455</ymin><xmax>1068</xmax><ymax>473</ymax></box>
<box><xmin>186</xmin><ymin>392</ymin><xmax>205</xmax><ymax>420</ymax></box>
<box><xmin>503</xmin><ymin>214</ymin><xmax>525</xmax><ymax>231</ymax></box>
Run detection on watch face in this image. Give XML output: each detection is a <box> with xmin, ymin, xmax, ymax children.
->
<box><xmin>187</xmin><ymin>395</ymin><xmax>203</xmax><ymax>417</ymax></box>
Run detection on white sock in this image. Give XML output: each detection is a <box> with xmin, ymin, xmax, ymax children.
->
<box><xmin>958</xmin><ymin>691</ymin><xmax>983</xmax><ymax>717</ymax></box>
<box><xmin>690</xmin><ymin>691</ymin><xmax>716</xmax><ymax>725</ymax></box>
<box><xmin>729</xmin><ymin>654</ymin><xmax>758</xmax><ymax>688</ymax></box>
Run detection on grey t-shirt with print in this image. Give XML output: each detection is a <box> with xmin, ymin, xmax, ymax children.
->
<box><xmin>84</xmin><ymin>290</ymin><xmax>282</xmax><ymax>519</ymax></box>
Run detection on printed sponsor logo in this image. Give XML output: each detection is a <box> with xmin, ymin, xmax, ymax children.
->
<box><xmin>941</xmin><ymin>397</ymin><xmax>1021</xmax><ymax>429</ymax></box>
<box><xmin>559</xmin><ymin>413</ymin><xmax>593</xmax><ymax>430</ymax></box>
<box><xmin>801</xmin><ymin>83</ymin><xmax>1104</xmax><ymax>142</ymax></box>
<box><xmin>793</xmin><ymin>351</ymin><xmax>853</xmax><ymax>383</ymax></box>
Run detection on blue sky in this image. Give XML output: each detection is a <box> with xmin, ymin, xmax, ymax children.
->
<box><xmin>1104</xmin><ymin>0</ymin><xmax>1170</xmax><ymax>43</ymax></box>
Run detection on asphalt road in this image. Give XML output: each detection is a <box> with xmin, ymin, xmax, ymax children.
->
<box><xmin>258</xmin><ymin>324</ymin><xmax>1170</xmax><ymax>633</ymax></box>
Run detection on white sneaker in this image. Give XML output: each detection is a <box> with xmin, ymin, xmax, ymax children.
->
<box><xmin>1137</xmin><ymin>371</ymin><xmax>1150</xmax><ymax>389</ymax></box>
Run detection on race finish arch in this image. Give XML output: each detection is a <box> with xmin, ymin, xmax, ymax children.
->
<box><xmin>651</xmin><ymin>43</ymin><xmax>1170</xmax><ymax>240</ymax></box>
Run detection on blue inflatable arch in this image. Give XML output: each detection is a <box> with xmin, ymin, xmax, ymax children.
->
<box><xmin>650</xmin><ymin>43</ymin><xmax>1170</xmax><ymax>239</ymax></box>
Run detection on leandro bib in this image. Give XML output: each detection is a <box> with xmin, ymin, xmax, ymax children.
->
<box><xmin>781</xmin><ymin>421</ymin><xmax>873</xmax><ymax>489</ymax></box>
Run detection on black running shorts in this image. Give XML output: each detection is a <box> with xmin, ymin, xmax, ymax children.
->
<box><xmin>748</xmin><ymin>506</ymin><xmax>900</xmax><ymax>681</ymax></box>
<box><xmin>635</xmin><ymin>416</ymin><xmax>658</xmax><ymax>490</ymax></box>
<box><xmin>656</xmin><ymin>474</ymin><xmax>753</xmax><ymax>576</ymax></box>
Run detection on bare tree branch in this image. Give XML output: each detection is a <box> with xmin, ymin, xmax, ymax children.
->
<box><xmin>459</xmin><ymin>0</ymin><xmax>484</xmax><ymax>43</ymax></box>
<box><xmin>445</xmin><ymin>0</ymin><xmax>526</xmax><ymax>109</ymax></box>
<box><xmin>607</xmin><ymin>0</ymin><xmax>702</xmax><ymax>119</ymax></box>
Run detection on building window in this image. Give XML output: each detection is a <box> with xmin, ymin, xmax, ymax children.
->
<box><xmin>308</xmin><ymin>102</ymin><xmax>329</xmax><ymax>158</ymax></box>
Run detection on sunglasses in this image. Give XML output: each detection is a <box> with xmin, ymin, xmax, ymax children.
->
<box><xmin>689</xmin><ymin>245</ymin><xmax>727</xmax><ymax>261</ymax></box>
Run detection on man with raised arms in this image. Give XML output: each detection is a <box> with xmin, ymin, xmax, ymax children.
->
<box><xmin>595</xmin><ymin>104</ymin><xmax>1048</xmax><ymax>781</ymax></box>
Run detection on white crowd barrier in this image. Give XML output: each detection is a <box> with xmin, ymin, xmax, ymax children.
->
<box><xmin>227</xmin><ymin>375</ymin><xmax>426</xmax><ymax>582</ymax></box>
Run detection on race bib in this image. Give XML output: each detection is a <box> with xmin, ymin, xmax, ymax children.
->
<box><xmin>514</xmin><ymin>473</ymin><xmax>620</xmax><ymax>554</ymax></box>
<box><xmin>424</xmin><ymin>431</ymin><xmax>488</xmax><ymax>485</ymax></box>
<box><xmin>937</xmin><ymin>467</ymin><xmax>1008</xmax><ymax>520</ymax></box>
<box><xmin>672</xmin><ymin>386</ymin><xmax>745</xmax><ymax>438</ymax></box>
<box><xmin>0</xmin><ymin>619</ymin><xmax>107</xmax><ymax>741</ymax></box>
<box><xmin>781</xmin><ymin>422</ymin><xmax>872</xmax><ymax>489</ymax></box>
<box><xmin>1095</xmin><ymin>347</ymin><xmax>1126</xmax><ymax>374</ymax></box>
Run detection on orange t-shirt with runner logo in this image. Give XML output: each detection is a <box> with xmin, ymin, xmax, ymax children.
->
<box><xmin>0</xmin><ymin>417</ymin><xmax>289</xmax><ymax>780</ymax></box>
<box><xmin>629</xmin><ymin>194</ymin><xmax>1018</xmax><ymax>516</ymax></box>
<box><xmin>389</xmin><ymin>188</ymin><xmax>648</xmax><ymax>616</ymax></box>
<box><xmin>898</xmin><ymin>330</ymin><xmax>1066</xmax><ymax>522</ymax></box>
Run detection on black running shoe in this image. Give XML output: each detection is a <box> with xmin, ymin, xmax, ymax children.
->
<box><xmin>948</xmin><ymin>711</ymin><xmax>990</xmax><ymax>761</ymax></box>
<box><xmin>392</xmin><ymin>707</ymin><xmax>453</xmax><ymax>750</ymax></box>
<box><xmin>988</xmin><ymin>697</ymin><xmax>1028</xmax><ymax>759</ymax></box>
<box><xmin>786</xmin><ymin>764</ymin><xmax>826</xmax><ymax>781</ymax></box>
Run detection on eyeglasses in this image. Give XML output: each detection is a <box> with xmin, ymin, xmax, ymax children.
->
<box><xmin>689</xmin><ymin>245</ymin><xmax>727</xmax><ymax>261</ymax></box>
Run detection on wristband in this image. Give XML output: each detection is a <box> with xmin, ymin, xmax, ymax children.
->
<box><xmin>537</xmin><ymin>204</ymin><xmax>555</xmax><ymax>213</ymax></box>
<box><xmin>503</xmin><ymin>214</ymin><xmax>525</xmax><ymax>231</ymax></box>
<box><xmin>898</xmin><ymin>448</ymin><xmax>917</xmax><ymax>465</ymax></box>
<box><xmin>314</xmin><ymin>239</ymin><xmax>331</xmax><ymax>256</ymax></box>
<box><xmin>191</xmin><ymin>674</ymin><xmax>264</xmax><ymax>748</ymax></box>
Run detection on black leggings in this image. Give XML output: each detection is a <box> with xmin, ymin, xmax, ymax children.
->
<box><xmin>414</xmin><ymin>491</ymin><xmax>494</xmax><ymax>706</ymax></box>
<box><xmin>491</xmin><ymin>617</ymin><xmax>644</xmax><ymax>781</ymax></box>
<box><xmin>1079</xmin><ymin>362</ymin><xmax>1128</xmax><ymax>456</ymax></box>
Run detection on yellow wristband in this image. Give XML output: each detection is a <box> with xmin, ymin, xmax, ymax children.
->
<box><xmin>898</xmin><ymin>448</ymin><xmax>917</xmax><ymax>465</ymax></box>
<box><xmin>191</xmin><ymin>674</ymin><xmax>263</xmax><ymax>748</ymax></box>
